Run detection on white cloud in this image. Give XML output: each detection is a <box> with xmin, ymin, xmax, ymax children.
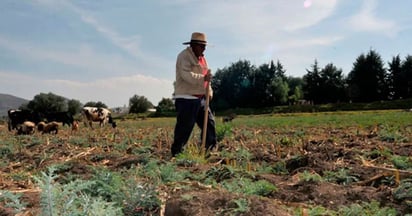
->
<box><xmin>0</xmin><ymin>35</ymin><xmax>139</xmax><ymax>77</ymax></box>
<box><xmin>347</xmin><ymin>0</ymin><xmax>398</xmax><ymax>36</ymax></box>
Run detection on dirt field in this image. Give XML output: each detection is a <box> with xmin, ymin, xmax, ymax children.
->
<box><xmin>0</xmin><ymin>114</ymin><xmax>411</xmax><ymax>215</ymax></box>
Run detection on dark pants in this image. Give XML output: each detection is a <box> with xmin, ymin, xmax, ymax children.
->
<box><xmin>171</xmin><ymin>98</ymin><xmax>217</xmax><ymax>156</ymax></box>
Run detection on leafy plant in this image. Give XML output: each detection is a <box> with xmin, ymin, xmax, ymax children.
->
<box><xmin>222</xmin><ymin>178</ymin><xmax>277</xmax><ymax>197</ymax></box>
<box><xmin>393</xmin><ymin>179</ymin><xmax>412</xmax><ymax>208</ymax></box>
<box><xmin>122</xmin><ymin>183</ymin><xmax>161</xmax><ymax>216</ymax></box>
<box><xmin>324</xmin><ymin>168</ymin><xmax>359</xmax><ymax>185</ymax></box>
<box><xmin>0</xmin><ymin>146</ymin><xmax>13</xmax><ymax>159</ymax></box>
<box><xmin>0</xmin><ymin>190</ymin><xmax>27</xmax><ymax>213</ymax></box>
<box><xmin>338</xmin><ymin>200</ymin><xmax>397</xmax><ymax>216</ymax></box>
<box><xmin>299</xmin><ymin>170</ymin><xmax>323</xmax><ymax>183</ymax></box>
<box><xmin>143</xmin><ymin>160</ymin><xmax>187</xmax><ymax>184</ymax></box>
<box><xmin>232</xmin><ymin>198</ymin><xmax>249</xmax><ymax>214</ymax></box>
<box><xmin>391</xmin><ymin>156</ymin><xmax>412</xmax><ymax>170</ymax></box>
<box><xmin>87</xmin><ymin>168</ymin><xmax>125</xmax><ymax>202</ymax></box>
<box><xmin>216</xmin><ymin>123</ymin><xmax>232</xmax><ymax>142</ymax></box>
<box><xmin>378</xmin><ymin>124</ymin><xmax>408</xmax><ymax>143</ymax></box>
<box><xmin>33</xmin><ymin>166</ymin><xmax>122</xmax><ymax>216</ymax></box>
<box><xmin>206</xmin><ymin>165</ymin><xmax>236</xmax><ymax>182</ymax></box>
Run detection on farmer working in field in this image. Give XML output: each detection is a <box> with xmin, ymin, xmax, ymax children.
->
<box><xmin>171</xmin><ymin>32</ymin><xmax>217</xmax><ymax>157</ymax></box>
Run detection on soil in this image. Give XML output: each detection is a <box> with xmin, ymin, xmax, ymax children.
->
<box><xmin>0</xmin><ymin>122</ymin><xmax>411</xmax><ymax>215</ymax></box>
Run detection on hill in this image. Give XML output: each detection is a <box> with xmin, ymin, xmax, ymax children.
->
<box><xmin>0</xmin><ymin>93</ymin><xmax>29</xmax><ymax>117</ymax></box>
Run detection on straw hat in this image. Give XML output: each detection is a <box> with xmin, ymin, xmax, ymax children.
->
<box><xmin>182</xmin><ymin>32</ymin><xmax>207</xmax><ymax>45</ymax></box>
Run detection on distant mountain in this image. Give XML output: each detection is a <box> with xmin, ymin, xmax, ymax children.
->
<box><xmin>0</xmin><ymin>93</ymin><xmax>29</xmax><ymax>117</ymax></box>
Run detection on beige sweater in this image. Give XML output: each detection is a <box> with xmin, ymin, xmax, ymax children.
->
<box><xmin>174</xmin><ymin>47</ymin><xmax>213</xmax><ymax>98</ymax></box>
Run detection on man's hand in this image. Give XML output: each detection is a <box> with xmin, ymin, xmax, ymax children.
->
<box><xmin>204</xmin><ymin>69</ymin><xmax>212</xmax><ymax>82</ymax></box>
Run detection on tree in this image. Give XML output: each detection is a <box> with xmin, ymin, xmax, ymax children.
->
<box><xmin>24</xmin><ymin>92</ymin><xmax>67</xmax><ymax>113</ymax></box>
<box><xmin>400</xmin><ymin>55</ymin><xmax>412</xmax><ymax>98</ymax></box>
<box><xmin>129</xmin><ymin>95</ymin><xmax>153</xmax><ymax>114</ymax></box>
<box><xmin>347</xmin><ymin>50</ymin><xmax>388</xmax><ymax>102</ymax></box>
<box><xmin>286</xmin><ymin>76</ymin><xmax>304</xmax><ymax>104</ymax></box>
<box><xmin>268</xmin><ymin>77</ymin><xmax>289</xmax><ymax>105</ymax></box>
<box><xmin>303</xmin><ymin>60</ymin><xmax>322</xmax><ymax>103</ymax></box>
<box><xmin>318</xmin><ymin>63</ymin><xmax>346</xmax><ymax>103</ymax></box>
<box><xmin>388</xmin><ymin>55</ymin><xmax>402</xmax><ymax>99</ymax></box>
<box><xmin>83</xmin><ymin>101</ymin><xmax>108</xmax><ymax>108</ymax></box>
<box><xmin>155</xmin><ymin>98</ymin><xmax>175</xmax><ymax>116</ymax></box>
<box><xmin>274</xmin><ymin>60</ymin><xmax>287</xmax><ymax>80</ymax></box>
<box><xmin>250</xmin><ymin>62</ymin><xmax>276</xmax><ymax>107</ymax></box>
<box><xmin>212</xmin><ymin>60</ymin><xmax>255</xmax><ymax>109</ymax></box>
<box><xmin>67</xmin><ymin>99</ymin><xmax>82</xmax><ymax>116</ymax></box>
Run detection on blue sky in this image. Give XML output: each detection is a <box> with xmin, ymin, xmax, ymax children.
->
<box><xmin>0</xmin><ymin>0</ymin><xmax>411</xmax><ymax>108</ymax></box>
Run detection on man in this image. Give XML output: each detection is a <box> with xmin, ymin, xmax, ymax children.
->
<box><xmin>171</xmin><ymin>32</ymin><xmax>217</xmax><ymax>157</ymax></box>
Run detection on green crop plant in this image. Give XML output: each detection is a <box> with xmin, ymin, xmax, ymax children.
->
<box><xmin>220</xmin><ymin>146</ymin><xmax>253</xmax><ymax>169</ymax></box>
<box><xmin>299</xmin><ymin>170</ymin><xmax>323</xmax><ymax>183</ymax></box>
<box><xmin>86</xmin><ymin>167</ymin><xmax>125</xmax><ymax>202</ymax></box>
<box><xmin>158</xmin><ymin>163</ymin><xmax>188</xmax><ymax>183</ymax></box>
<box><xmin>121</xmin><ymin>183</ymin><xmax>161</xmax><ymax>216</ymax></box>
<box><xmin>206</xmin><ymin>165</ymin><xmax>237</xmax><ymax>183</ymax></box>
<box><xmin>324</xmin><ymin>168</ymin><xmax>359</xmax><ymax>185</ymax></box>
<box><xmin>173</xmin><ymin>140</ymin><xmax>208</xmax><ymax>164</ymax></box>
<box><xmin>222</xmin><ymin>177</ymin><xmax>277</xmax><ymax>197</ymax></box>
<box><xmin>216</xmin><ymin>123</ymin><xmax>232</xmax><ymax>142</ymax></box>
<box><xmin>337</xmin><ymin>200</ymin><xmax>397</xmax><ymax>216</ymax></box>
<box><xmin>366</xmin><ymin>146</ymin><xmax>393</xmax><ymax>160</ymax></box>
<box><xmin>33</xmin><ymin>166</ymin><xmax>122</xmax><ymax>216</ymax></box>
<box><xmin>68</xmin><ymin>136</ymin><xmax>88</xmax><ymax>147</ymax></box>
<box><xmin>378</xmin><ymin>124</ymin><xmax>408</xmax><ymax>143</ymax></box>
<box><xmin>231</xmin><ymin>198</ymin><xmax>249</xmax><ymax>214</ymax></box>
<box><xmin>10</xmin><ymin>171</ymin><xmax>31</xmax><ymax>182</ymax></box>
<box><xmin>293</xmin><ymin>205</ymin><xmax>335</xmax><ymax>216</ymax></box>
<box><xmin>391</xmin><ymin>156</ymin><xmax>412</xmax><ymax>170</ymax></box>
<box><xmin>393</xmin><ymin>179</ymin><xmax>412</xmax><ymax>208</ymax></box>
<box><xmin>142</xmin><ymin>159</ymin><xmax>188</xmax><ymax>184</ymax></box>
<box><xmin>0</xmin><ymin>190</ymin><xmax>27</xmax><ymax>214</ymax></box>
<box><xmin>0</xmin><ymin>145</ymin><xmax>13</xmax><ymax>159</ymax></box>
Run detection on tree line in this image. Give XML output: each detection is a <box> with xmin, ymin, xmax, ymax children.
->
<box><xmin>16</xmin><ymin>92</ymin><xmax>156</xmax><ymax>116</ymax></box>
<box><xmin>211</xmin><ymin>50</ymin><xmax>412</xmax><ymax>111</ymax></box>
<box><xmin>15</xmin><ymin>49</ymin><xmax>412</xmax><ymax>116</ymax></box>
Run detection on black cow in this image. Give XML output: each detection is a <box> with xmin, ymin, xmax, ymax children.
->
<box><xmin>44</xmin><ymin>112</ymin><xmax>74</xmax><ymax>127</ymax></box>
<box><xmin>7</xmin><ymin>109</ymin><xmax>42</xmax><ymax>131</ymax></box>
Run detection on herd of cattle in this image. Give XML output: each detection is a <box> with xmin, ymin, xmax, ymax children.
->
<box><xmin>7</xmin><ymin>107</ymin><xmax>117</xmax><ymax>135</ymax></box>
